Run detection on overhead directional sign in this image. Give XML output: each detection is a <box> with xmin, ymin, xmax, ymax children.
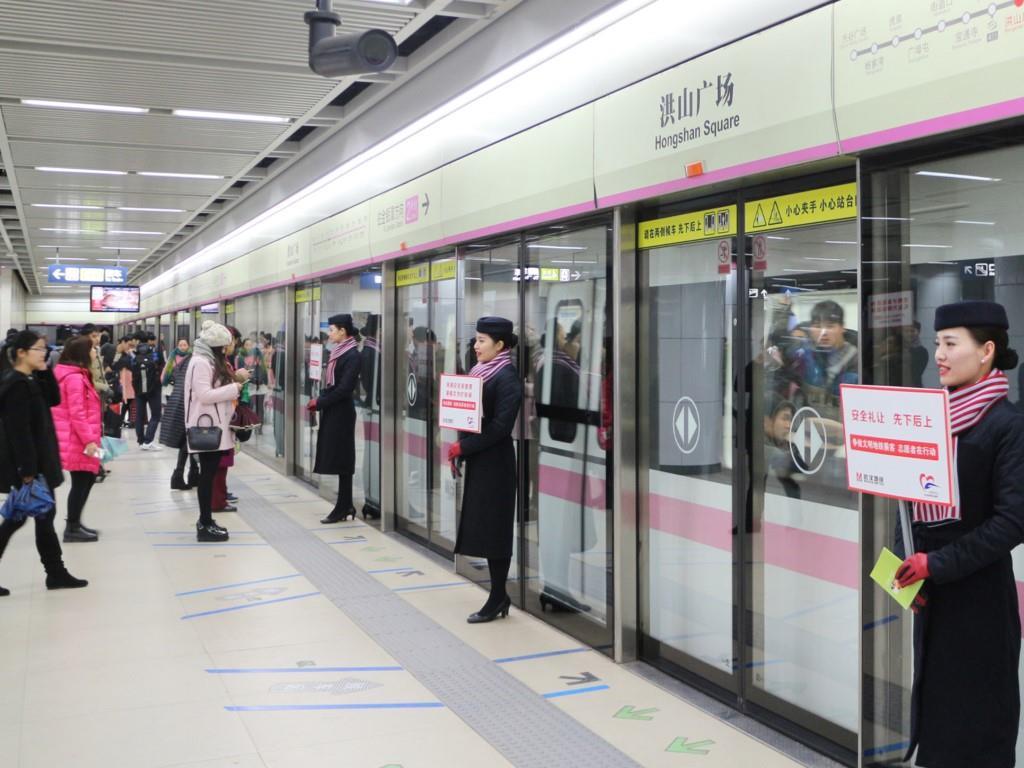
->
<box><xmin>48</xmin><ymin>264</ymin><xmax>127</xmax><ymax>285</ymax></box>
<box><xmin>789</xmin><ymin>406</ymin><xmax>828</xmax><ymax>475</ymax></box>
<box><xmin>672</xmin><ymin>396</ymin><xmax>701</xmax><ymax>455</ymax></box>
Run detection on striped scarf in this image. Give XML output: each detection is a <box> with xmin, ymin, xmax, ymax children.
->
<box><xmin>913</xmin><ymin>369</ymin><xmax>1009</xmax><ymax>525</ymax></box>
<box><xmin>469</xmin><ymin>349</ymin><xmax>513</xmax><ymax>382</ymax></box>
<box><xmin>362</xmin><ymin>337</ymin><xmax>378</xmax><ymax>352</ymax></box>
<box><xmin>324</xmin><ymin>338</ymin><xmax>358</xmax><ymax>387</ymax></box>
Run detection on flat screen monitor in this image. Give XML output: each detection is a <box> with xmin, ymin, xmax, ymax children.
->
<box><xmin>200</xmin><ymin>303</ymin><xmax>220</xmax><ymax>314</ymax></box>
<box><xmin>90</xmin><ymin>285</ymin><xmax>140</xmax><ymax>313</ymax></box>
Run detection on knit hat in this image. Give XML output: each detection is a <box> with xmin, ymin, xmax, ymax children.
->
<box><xmin>934</xmin><ymin>301</ymin><xmax>1009</xmax><ymax>332</ymax></box>
<box><xmin>198</xmin><ymin>320</ymin><xmax>232</xmax><ymax>348</ymax></box>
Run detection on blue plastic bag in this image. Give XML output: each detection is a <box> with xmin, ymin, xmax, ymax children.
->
<box><xmin>0</xmin><ymin>478</ymin><xmax>55</xmax><ymax>522</ymax></box>
<box><xmin>101</xmin><ymin>436</ymin><xmax>129</xmax><ymax>461</ymax></box>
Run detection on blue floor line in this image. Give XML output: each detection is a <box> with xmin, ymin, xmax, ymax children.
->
<box><xmin>226</xmin><ymin>701</ymin><xmax>445</xmax><ymax>712</ymax></box>
<box><xmin>325</xmin><ymin>538</ymin><xmax>368</xmax><ymax>545</ymax></box>
<box><xmin>392</xmin><ymin>581</ymin><xmax>473</xmax><ymax>593</ymax></box>
<box><xmin>175</xmin><ymin>573</ymin><xmax>301</xmax><ymax>597</ymax></box>
<box><xmin>494</xmin><ymin>648</ymin><xmax>591</xmax><ymax>664</ymax></box>
<box><xmin>148</xmin><ymin>530</ymin><xmax>261</xmax><ymax>536</ymax></box>
<box><xmin>367</xmin><ymin>567</ymin><xmax>416</xmax><ymax>574</ymax></box>
<box><xmin>207</xmin><ymin>665</ymin><xmax>404</xmax><ymax>674</ymax></box>
<box><xmin>863</xmin><ymin>614</ymin><xmax>900</xmax><ymax>631</ymax></box>
<box><xmin>541</xmin><ymin>684</ymin><xmax>610</xmax><ymax>699</ymax></box>
<box><xmin>180</xmin><ymin>591</ymin><xmax>321</xmax><ymax>620</ymax></box>
<box><xmin>154</xmin><ymin>542</ymin><xmax>270</xmax><ymax>548</ymax></box>
<box><xmin>863</xmin><ymin>740</ymin><xmax>911</xmax><ymax>758</ymax></box>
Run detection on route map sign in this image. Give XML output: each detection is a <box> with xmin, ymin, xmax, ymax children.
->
<box><xmin>839</xmin><ymin>384</ymin><xmax>954</xmax><ymax>506</ymax></box>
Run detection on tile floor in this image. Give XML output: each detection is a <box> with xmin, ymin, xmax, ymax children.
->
<box><xmin>0</xmin><ymin>448</ymin><xmax>830</xmax><ymax>768</ymax></box>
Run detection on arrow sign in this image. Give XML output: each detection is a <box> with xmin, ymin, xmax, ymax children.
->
<box><xmin>614</xmin><ymin>705</ymin><xmax>659</xmax><ymax>721</ymax></box>
<box><xmin>571</xmin><ymin>270</ymin><xmax>582</xmax><ymax>281</ymax></box>
<box><xmin>52</xmin><ymin>267</ymin><xmax>65</xmax><ymax>280</ymax></box>
<box><xmin>362</xmin><ymin>546</ymin><xmax>385</xmax><ymax>552</ymax></box>
<box><xmin>375</xmin><ymin>556</ymin><xmax>401</xmax><ymax>563</ymax></box>
<box><xmin>666</xmin><ymin>737</ymin><xmax>714</xmax><ymax>755</ymax></box>
<box><xmin>399</xmin><ymin>570</ymin><xmax>424</xmax><ymax>577</ymax></box>
<box><xmin>422</xmin><ymin>193</ymin><xmax>430</xmax><ymax>214</ymax></box>
<box><xmin>560</xmin><ymin>672</ymin><xmax>600</xmax><ymax>686</ymax></box>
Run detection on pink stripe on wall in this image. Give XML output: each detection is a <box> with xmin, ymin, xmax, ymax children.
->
<box><xmin>648</xmin><ymin>492</ymin><xmax>733</xmax><ymax>553</ymax></box>
<box><xmin>537</xmin><ymin>465</ymin><xmax>607</xmax><ymax>510</ymax></box>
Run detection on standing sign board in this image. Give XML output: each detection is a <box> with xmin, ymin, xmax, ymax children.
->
<box><xmin>839</xmin><ymin>384</ymin><xmax>954</xmax><ymax>506</ymax></box>
<box><xmin>438</xmin><ymin>374</ymin><xmax>482</xmax><ymax>434</ymax></box>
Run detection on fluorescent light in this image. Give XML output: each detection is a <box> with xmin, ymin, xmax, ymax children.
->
<box><xmin>172</xmin><ymin>109</ymin><xmax>289</xmax><ymax>124</ymax></box>
<box><xmin>824</xmin><ymin>240</ymin><xmax>857</xmax><ymax>245</ymax></box>
<box><xmin>927</xmin><ymin>261</ymin><xmax>953</xmax><ymax>265</ymax></box>
<box><xmin>765</xmin><ymin>236</ymin><xmax>790</xmax><ymax>241</ymax></box>
<box><xmin>40</xmin><ymin>227</ymin><xmax>97</xmax><ymax>233</ymax></box>
<box><xmin>138</xmin><ymin>171</ymin><xmax>222</xmax><ymax>180</ymax></box>
<box><xmin>783</xmin><ymin>268</ymin><xmax>816</xmax><ymax>273</ymax></box>
<box><xmin>36</xmin><ymin>166</ymin><xmax>127</xmax><ymax>175</ymax></box>
<box><xmin>101</xmin><ymin>246</ymin><xmax>147</xmax><ymax>251</ymax></box>
<box><xmin>526</xmin><ymin>244</ymin><xmax>587</xmax><ymax>251</ymax></box>
<box><xmin>45</xmin><ymin>256</ymin><xmax>88</xmax><ymax>262</ymax></box>
<box><xmin>38</xmin><ymin>245</ymin><xmax>77</xmax><ymax>248</ymax></box>
<box><xmin>118</xmin><ymin>207</ymin><xmax>185</xmax><ymax>213</ymax></box>
<box><xmin>863</xmin><ymin>216</ymin><xmax>913</xmax><ymax>221</ymax></box>
<box><xmin>902</xmin><ymin>243</ymin><xmax>952</xmax><ymax>249</ymax></box>
<box><xmin>32</xmin><ymin>203</ymin><xmax>104</xmax><ymax>210</ymax></box>
<box><xmin>109</xmin><ymin>230</ymin><xmax>164</xmax><ymax>235</ymax></box>
<box><xmin>915</xmin><ymin>171</ymin><xmax>1001</xmax><ymax>182</ymax></box>
<box><xmin>96</xmin><ymin>258</ymin><xmax>138</xmax><ymax>262</ymax></box>
<box><xmin>21</xmin><ymin>98</ymin><xmax>148</xmax><ymax>114</ymax></box>
<box><xmin>804</xmin><ymin>257</ymin><xmax>844</xmax><ymax>262</ymax></box>
<box><xmin>954</xmin><ymin>219</ymin><xmax>995</xmax><ymax>226</ymax></box>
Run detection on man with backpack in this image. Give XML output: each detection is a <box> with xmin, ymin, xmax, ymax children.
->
<box><xmin>131</xmin><ymin>331</ymin><xmax>165</xmax><ymax>450</ymax></box>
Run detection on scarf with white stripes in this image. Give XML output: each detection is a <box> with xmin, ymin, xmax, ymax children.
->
<box><xmin>469</xmin><ymin>349</ymin><xmax>513</xmax><ymax>382</ymax></box>
<box><xmin>913</xmin><ymin>369</ymin><xmax>1009</xmax><ymax>525</ymax></box>
<box><xmin>324</xmin><ymin>338</ymin><xmax>358</xmax><ymax>387</ymax></box>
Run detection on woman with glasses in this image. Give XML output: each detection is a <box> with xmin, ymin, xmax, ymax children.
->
<box><xmin>0</xmin><ymin>330</ymin><xmax>88</xmax><ymax>596</ymax></box>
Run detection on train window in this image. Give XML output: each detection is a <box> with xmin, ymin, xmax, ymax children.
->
<box><xmin>545</xmin><ymin>299</ymin><xmax>584</xmax><ymax>443</ymax></box>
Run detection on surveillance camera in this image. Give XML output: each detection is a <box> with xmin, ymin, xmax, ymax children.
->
<box><xmin>305</xmin><ymin>5</ymin><xmax>398</xmax><ymax>79</ymax></box>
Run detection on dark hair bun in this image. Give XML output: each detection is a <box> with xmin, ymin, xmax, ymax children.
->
<box><xmin>508</xmin><ymin>332</ymin><xmax>519</xmax><ymax>350</ymax></box>
<box><xmin>996</xmin><ymin>347</ymin><xmax>1019</xmax><ymax>371</ymax></box>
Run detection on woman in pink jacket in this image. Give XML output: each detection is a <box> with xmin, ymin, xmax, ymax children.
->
<box><xmin>52</xmin><ymin>336</ymin><xmax>103</xmax><ymax>543</ymax></box>
<box><xmin>184</xmin><ymin>322</ymin><xmax>249</xmax><ymax>542</ymax></box>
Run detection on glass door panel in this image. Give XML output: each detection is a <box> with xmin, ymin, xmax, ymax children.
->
<box><xmin>638</xmin><ymin>218</ymin><xmax>737</xmax><ymax>688</ymax></box>
<box><xmin>294</xmin><ymin>285</ymin><xmax>319</xmax><ymax>482</ymax></box>
<box><xmin>522</xmin><ymin>225</ymin><xmax>613</xmax><ymax>650</ymax></box>
<box><xmin>748</xmin><ymin>217</ymin><xmax>859</xmax><ymax>742</ymax></box>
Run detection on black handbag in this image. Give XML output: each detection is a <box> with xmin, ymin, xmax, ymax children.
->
<box><xmin>187</xmin><ymin>413</ymin><xmax>222</xmax><ymax>452</ymax></box>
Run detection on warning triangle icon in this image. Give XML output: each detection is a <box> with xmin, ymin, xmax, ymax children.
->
<box><xmin>768</xmin><ymin>201</ymin><xmax>783</xmax><ymax>225</ymax></box>
<box><xmin>752</xmin><ymin>204</ymin><xmax>767</xmax><ymax>228</ymax></box>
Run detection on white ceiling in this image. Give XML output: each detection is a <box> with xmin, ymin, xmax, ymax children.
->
<box><xmin>0</xmin><ymin>0</ymin><xmax>520</xmax><ymax>294</ymax></box>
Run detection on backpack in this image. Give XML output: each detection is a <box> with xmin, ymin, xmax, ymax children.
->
<box><xmin>132</xmin><ymin>344</ymin><xmax>161</xmax><ymax>394</ymax></box>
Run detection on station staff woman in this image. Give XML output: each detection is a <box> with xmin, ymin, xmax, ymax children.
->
<box><xmin>447</xmin><ymin>317</ymin><xmax>522</xmax><ymax>623</ymax></box>
<box><xmin>894</xmin><ymin>301</ymin><xmax>1024</xmax><ymax>768</ymax></box>
<box><xmin>0</xmin><ymin>330</ymin><xmax>88</xmax><ymax>594</ymax></box>
<box><xmin>310</xmin><ymin>313</ymin><xmax>362</xmax><ymax>524</ymax></box>
<box><xmin>184</xmin><ymin>322</ymin><xmax>248</xmax><ymax>542</ymax></box>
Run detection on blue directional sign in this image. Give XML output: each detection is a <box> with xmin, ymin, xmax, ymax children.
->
<box><xmin>48</xmin><ymin>264</ymin><xmax>128</xmax><ymax>285</ymax></box>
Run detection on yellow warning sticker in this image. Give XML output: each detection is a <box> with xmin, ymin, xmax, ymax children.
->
<box><xmin>745</xmin><ymin>183</ymin><xmax>857</xmax><ymax>233</ymax></box>
<box><xmin>430</xmin><ymin>260</ymin><xmax>456</xmax><ymax>282</ymax></box>
<box><xmin>638</xmin><ymin>204</ymin><xmax>738</xmax><ymax>249</ymax></box>
<box><xmin>396</xmin><ymin>264</ymin><xmax>430</xmax><ymax>287</ymax></box>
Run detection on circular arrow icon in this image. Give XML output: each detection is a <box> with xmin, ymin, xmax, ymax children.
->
<box><xmin>672</xmin><ymin>396</ymin><xmax>701</xmax><ymax>455</ymax></box>
<box><xmin>406</xmin><ymin>372</ymin><xmax>418</xmax><ymax>406</ymax></box>
<box><xmin>789</xmin><ymin>406</ymin><xmax>828</xmax><ymax>474</ymax></box>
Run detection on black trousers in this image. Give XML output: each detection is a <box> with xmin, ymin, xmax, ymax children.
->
<box><xmin>67</xmin><ymin>471</ymin><xmax>96</xmax><ymax>527</ymax></box>
<box><xmin>0</xmin><ymin>506</ymin><xmax>64</xmax><ymax>574</ymax></box>
<box><xmin>335</xmin><ymin>474</ymin><xmax>354</xmax><ymax>511</ymax></box>
<box><xmin>135</xmin><ymin>388</ymin><xmax>162</xmax><ymax>444</ymax></box>
<box><xmin>195</xmin><ymin>450</ymin><xmax>227</xmax><ymax>525</ymax></box>
<box><xmin>175</xmin><ymin>436</ymin><xmax>198</xmax><ymax>474</ymax></box>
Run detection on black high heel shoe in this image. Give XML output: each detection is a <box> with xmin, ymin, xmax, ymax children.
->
<box><xmin>321</xmin><ymin>507</ymin><xmax>356</xmax><ymax>524</ymax></box>
<box><xmin>467</xmin><ymin>595</ymin><xmax>512</xmax><ymax>624</ymax></box>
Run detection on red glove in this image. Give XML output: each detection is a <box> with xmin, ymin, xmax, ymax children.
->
<box><xmin>306</xmin><ymin>398</ymin><xmax>318</xmax><ymax>412</ymax></box>
<box><xmin>895</xmin><ymin>552</ymin><xmax>930</xmax><ymax>588</ymax></box>
<box><xmin>447</xmin><ymin>442</ymin><xmax>462</xmax><ymax>479</ymax></box>
<box><xmin>910</xmin><ymin>591</ymin><xmax>928</xmax><ymax>615</ymax></box>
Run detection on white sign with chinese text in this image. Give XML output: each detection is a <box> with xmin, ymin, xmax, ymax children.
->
<box><xmin>438</xmin><ymin>374</ymin><xmax>482</xmax><ymax>434</ymax></box>
<box><xmin>868</xmin><ymin>290</ymin><xmax>913</xmax><ymax>329</ymax></box>
<box><xmin>309</xmin><ymin>344</ymin><xmax>323</xmax><ymax>382</ymax></box>
<box><xmin>840</xmin><ymin>384</ymin><xmax>954</xmax><ymax>506</ymax></box>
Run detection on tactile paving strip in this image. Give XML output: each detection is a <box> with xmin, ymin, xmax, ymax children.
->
<box><xmin>235</xmin><ymin>482</ymin><xmax>641</xmax><ymax>768</ymax></box>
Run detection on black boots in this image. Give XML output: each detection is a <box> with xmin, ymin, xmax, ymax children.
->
<box><xmin>320</xmin><ymin>507</ymin><xmax>356</xmax><ymax>524</ymax></box>
<box><xmin>467</xmin><ymin>595</ymin><xmax>512</xmax><ymax>624</ymax></box>
<box><xmin>46</xmin><ymin>570</ymin><xmax>88</xmax><ymax>590</ymax></box>
<box><xmin>186</xmin><ymin>464</ymin><xmax>200</xmax><ymax>489</ymax></box>
<box><xmin>63</xmin><ymin>524</ymin><xmax>98</xmax><ymax>543</ymax></box>
<box><xmin>170</xmin><ymin>470</ymin><xmax>189</xmax><ymax>490</ymax></box>
<box><xmin>0</xmin><ymin>585</ymin><xmax>9</xmax><ymax>597</ymax></box>
<box><xmin>197</xmin><ymin>521</ymin><xmax>229</xmax><ymax>542</ymax></box>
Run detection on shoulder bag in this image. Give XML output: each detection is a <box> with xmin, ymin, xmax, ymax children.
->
<box><xmin>185</xmin><ymin>363</ymin><xmax>223</xmax><ymax>452</ymax></box>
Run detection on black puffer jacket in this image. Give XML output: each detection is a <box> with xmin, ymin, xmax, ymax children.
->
<box><xmin>1</xmin><ymin>368</ymin><xmax>64</xmax><ymax>490</ymax></box>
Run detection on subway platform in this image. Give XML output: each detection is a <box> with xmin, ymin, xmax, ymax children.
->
<box><xmin>0</xmin><ymin>448</ymin><xmax>843</xmax><ymax>768</ymax></box>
